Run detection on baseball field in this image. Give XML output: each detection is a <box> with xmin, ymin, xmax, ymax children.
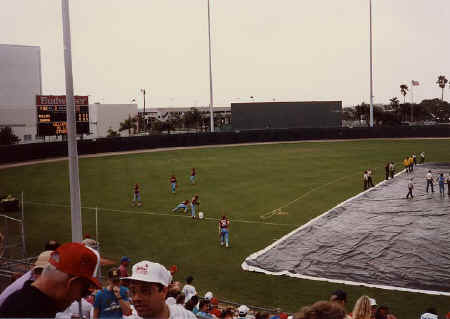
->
<box><xmin>0</xmin><ymin>138</ymin><xmax>449</xmax><ymax>317</ymax></box>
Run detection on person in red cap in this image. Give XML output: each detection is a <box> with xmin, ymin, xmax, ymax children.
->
<box><xmin>209</xmin><ymin>297</ymin><xmax>221</xmax><ymax>317</ymax></box>
<box><xmin>0</xmin><ymin>242</ymin><xmax>101</xmax><ymax>317</ymax></box>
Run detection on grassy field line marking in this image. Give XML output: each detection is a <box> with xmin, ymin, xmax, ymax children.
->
<box><xmin>260</xmin><ymin>174</ymin><xmax>354</xmax><ymax>220</ymax></box>
<box><xmin>23</xmin><ymin>201</ymin><xmax>293</xmax><ymax>227</ymax></box>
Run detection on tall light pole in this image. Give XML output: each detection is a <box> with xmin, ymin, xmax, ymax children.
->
<box><xmin>207</xmin><ymin>0</ymin><xmax>215</xmax><ymax>132</ymax></box>
<box><xmin>141</xmin><ymin>89</ymin><xmax>146</xmax><ymax>132</ymax></box>
<box><xmin>369</xmin><ymin>0</ymin><xmax>374</xmax><ymax>127</ymax></box>
<box><xmin>61</xmin><ymin>0</ymin><xmax>83</xmax><ymax>243</ymax></box>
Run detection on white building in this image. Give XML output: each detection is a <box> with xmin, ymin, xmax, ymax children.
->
<box><xmin>90</xmin><ymin>103</ymin><xmax>138</xmax><ymax>138</ymax></box>
<box><xmin>0</xmin><ymin>44</ymin><xmax>42</xmax><ymax>142</ymax></box>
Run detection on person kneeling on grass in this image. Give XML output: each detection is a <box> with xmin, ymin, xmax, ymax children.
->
<box><xmin>172</xmin><ymin>200</ymin><xmax>190</xmax><ymax>213</ymax></box>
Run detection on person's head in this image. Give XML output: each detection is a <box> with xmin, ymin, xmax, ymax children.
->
<box><xmin>204</xmin><ymin>291</ymin><xmax>214</xmax><ymax>300</ymax></box>
<box><xmin>429</xmin><ymin>170</ymin><xmax>432</xmax><ymax>173</ymax></box>
<box><xmin>329</xmin><ymin>289</ymin><xmax>347</xmax><ymax>307</ymax></box>
<box><xmin>176</xmin><ymin>292</ymin><xmax>185</xmax><ymax>305</ymax></box>
<box><xmin>294</xmin><ymin>301</ymin><xmax>346</xmax><ymax>319</ymax></box>
<box><xmin>211</xmin><ymin>297</ymin><xmax>219</xmax><ymax>308</ymax></box>
<box><xmin>167</xmin><ymin>281</ymin><xmax>181</xmax><ymax>299</ymax></box>
<box><xmin>32</xmin><ymin>250</ymin><xmax>53</xmax><ymax>280</ymax></box>
<box><xmin>121</xmin><ymin>256</ymin><xmax>130</xmax><ymax>267</ymax></box>
<box><xmin>369</xmin><ymin>298</ymin><xmax>377</xmax><ymax>318</ymax></box>
<box><xmin>238</xmin><ymin>305</ymin><xmax>250</xmax><ymax>318</ymax></box>
<box><xmin>169</xmin><ymin>265</ymin><xmax>178</xmax><ymax>275</ymax></box>
<box><xmin>185</xmin><ymin>295</ymin><xmax>199</xmax><ymax>311</ymax></box>
<box><xmin>123</xmin><ymin>261</ymin><xmax>172</xmax><ymax>318</ymax></box>
<box><xmin>255</xmin><ymin>312</ymin><xmax>270</xmax><ymax>319</ymax></box>
<box><xmin>108</xmin><ymin>268</ymin><xmax>121</xmax><ymax>286</ymax></box>
<box><xmin>352</xmin><ymin>296</ymin><xmax>372</xmax><ymax>319</ymax></box>
<box><xmin>34</xmin><ymin>243</ymin><xmax>101</xmax><ymax>311</ymax></box>
<box><xmin>199</xmin><ymin>299</ymin><xmax>211</xmax><ymax>312</ymax></box>
<box><xmin>220</xmin><ymin>309</ymin><xmax>234</xmax><ymax>319</ymax></box>
<box><xmin>44</xmin><ymin>240</ymin><xmax>60</xmax><ymax>251</ymax></box>
<box><xmin>440</xmin><ymin>173</ymin><xmax>444</xmax><ymax>177</ymax></box>
<box><xmin>222</xmin><ymin>216</ymin><xmax>227</xmax><ymax>220</ymax></box>
<box><xmin>186</xmin><ymin>275</ymin><xmax>194</xmax><ymax>284</ymax></box>
<box><xmin>375</xmin><ymin>306</ymin><xmax>389</xmax><ymax>319</ymax></box>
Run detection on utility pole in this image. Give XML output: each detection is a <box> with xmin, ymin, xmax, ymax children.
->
<box><xmin>141</xmin><ymin>89</ymin><xmax>146</xmax><ymax>133</ymax></box>
<box><xmin>369</xmin><ymin>0</ymin><xmax>374</xmax><ymax>127</ymax></box>
<box><xmin>207</xmin><ymin>0</ymin><xmax>214</xmax><ymax>132</ymax></box>
<box><xmin>61</xmin><ymin>0</ymin><xmax>83</xmax><ymax>243</ymax></box>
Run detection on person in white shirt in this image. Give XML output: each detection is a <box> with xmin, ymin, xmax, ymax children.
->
<box><xmin>406</xmin><ymin>178</ymin><xmax>414</xmax><ymax>199</ymax></box>
<box><xmin>363</xmin><ymin>171</ymin><xmax>369</xmax><ymax>190</ymax></box>
<box><xmin>425</xmin><ymin>170</ymin><xmax>434</xmax><ymax>193</ymax></box>
<box><xmin>122</xmin><ymin>261</ymin><xmax>196</xmax><ymax>319</ymax></box>
<box><xmin>55</xmin><ymin>299</ymin><xmax>93</xmax><ymax>319</ymax></box>
<box><xmin>181</xmin><ymin>276</ymin><xmax>197</xmax><ymax>303</ymax></box>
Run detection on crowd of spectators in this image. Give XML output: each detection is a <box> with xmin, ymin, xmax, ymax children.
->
<box><xmin>0</xmin><ymin>240</ymin><xmax>448</xmax><ymax>319</ymax></box>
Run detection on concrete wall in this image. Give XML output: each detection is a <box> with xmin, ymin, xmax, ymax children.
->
<box><xmin>0</xmin><ymin>44</ymin><xmax>42</xmax><ymax>141</ymax></box>
<box><xmin>94</xmin><ymin>104</ymin><xmax>138</xmax><ymax>137</ymax></box>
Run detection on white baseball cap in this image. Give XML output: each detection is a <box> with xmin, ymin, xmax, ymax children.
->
<box><xmin>369</xmin><ymin>298</ymin><xmax>377</xmax><ymax>307</ymax></box>
<box><xmin>122</xmin><ymin>260</ymin><xmax>172</xmax><ymax>287</ymax></box>
<box><xmin>204</xmin><ymin>291</ymin><xmax>213</xmax><ymax>300</ymax></box>
<box><xmin>420</xmin><ymin>313</ymin><xmax>438</xmax><ymax>319</ymax></box>
<box><xmin>238</xmin><ymin>305</ymin><xmax>249</xmax><ymax>315</ymax></box>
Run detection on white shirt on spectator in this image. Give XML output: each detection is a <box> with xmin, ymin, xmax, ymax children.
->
<box><xmin>166</xmin><ymin>297</ymin><xmax>176</xmax><ymax>305</ymax></box>
<box><xmin>181</xmin><ymin>284</ymin><xmax>197</xmax><ymax>303</ymax></box>
<box><xmin>426</xmin><ymin>173</ymin><xmax>433</xmax><ymax>180</ymax></box>
<box><xmin>55</xmin><ymin>299</ymin><xmax>93</xmax><ymax>319</ymax></box>
<box><xmin>169</xmin><ymin>304</ymin><xmax>197</xmax><ymax>319</ymax></box>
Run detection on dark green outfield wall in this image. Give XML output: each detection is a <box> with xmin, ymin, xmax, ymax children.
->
<box><xmin>231</xmin><ymin>101</ymin><xmax>342</xmax><ymax>130</ymax></box>
<box><xmin>1</xmin><ymin>126</ymin><xmax>449</xmax><ymax>164</ymax></box>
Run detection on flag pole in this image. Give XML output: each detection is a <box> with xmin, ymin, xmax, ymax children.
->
<box><xmin>369</xmin><ymin>0</ymin><xmax>374</xmax><ymax>127</ymax></box>
<box><xmin>207</xmin><ymin>0</ymin><xmax>215</xmax><ymax>133</ymax></box>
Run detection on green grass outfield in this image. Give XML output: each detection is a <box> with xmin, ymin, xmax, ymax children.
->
<box><xmin>0</xmin><ymin>139</ymin><xmax>449</xmax><ymax>317</ymax></box>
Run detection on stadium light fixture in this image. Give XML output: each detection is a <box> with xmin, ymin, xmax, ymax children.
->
<box><xmin>207</xmin><ymin>0</ymin><xmax>215</xmax><ymax>132</ymax></box>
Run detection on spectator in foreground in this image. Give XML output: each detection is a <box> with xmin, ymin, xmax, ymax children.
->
<box><xmin>420</xmin><ymin>308</ymin><xmax>439</xmax><ymax>319</ymax></box>
<box><xmin>182</xmin><ymin>275</ymin><xmax>197</xmax><ymax>303</ymax></box>
<box><xmin>369</xmin><ymin>298</ymin><xmax>377</xmax><ymax>319</ymax></box>
<box><xmin>119</xmin><ymin>256</ymin><xmax>131</xmax><ymax>277</ymax></box>
<box><xmin>237</xmin><ymin>305</ymin><xmax>254</xmax><ymax>319</ymax></box>
<box><xmin>44</xmin><ymin>239</ymin><xmax>60</xmax><ymax>251</ymax></box>
<box><xmin>0</xmin><ymin>250</ymin><xmax>52</xmax><ymax>307</ymax></box>
<box><xmin>374</xmin><ymin>306</ymin><xmax>397</xmax><ymax>319</ymax></box>
<box><xmin>352</xmin><ymin>296</ymin><xmax>372</xmax><ymax>319</ymax></box>
<box><xmin>210</xmin><ymin>297</ymin><xmax>221</xmax><ymax>317</ymax></box>
<box><xmin>330</xmin><ymin>289</ymin><xmax>351</xmax><ymax>319</ymax></box>
<box><xmin>123</xmin><ymin>260</ymin><xmax>196</xmax><ymax>319</ymax></box>
<box><xmin>184</xmin><ymin>295</ymin><xmax>199</xmax><ymax>314</ymax></box>
<box><xmin>220</xmin><ymin>309</ymin><xmax>234</xmax><ymax>319</ymax></box>
<box><xmin>294</xmin><ymin>301</ymin><xmax>346</xmax><ymax>319</ymax></box>
<box><xmin>93</xmin><ymin>268</ymin><xmax>132</xmax><ymax>318</ymax></box>
<box><xmin>197</xmin><ymin>299</ymin><xmax>214</xmax><ymax>319</ymax></box>
<box><xmin>0</xmin><ymin>243</ymin><xmax>101</xmax><ymax>317</ymax></box>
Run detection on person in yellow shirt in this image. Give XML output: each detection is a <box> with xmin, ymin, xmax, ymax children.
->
<box><xmin>409</xmin><ymin>156</ymin><xmax>414</xmax><ymax>172</ymax></box>
<box><xmin>403</xmin><ymin>158</ymin><xmax>409</xmax><ymax>174</ymax></box>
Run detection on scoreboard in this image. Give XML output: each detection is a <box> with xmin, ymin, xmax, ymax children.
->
<box><xmin>36</xmin><ymin>95</ymin><xmax>90</xmax><ymax>136</ymax></box>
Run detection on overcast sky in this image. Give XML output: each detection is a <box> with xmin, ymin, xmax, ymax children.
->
<box><xmin>2</xmin><ymin>0</ymin><xmax>449</xmax><ymax>108</ymax></box>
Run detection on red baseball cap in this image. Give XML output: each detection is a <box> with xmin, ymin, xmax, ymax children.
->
<box><xmin>49</xmin><ymin>242</ymin><xmax>101</xmax><ymax>288</ymax></box>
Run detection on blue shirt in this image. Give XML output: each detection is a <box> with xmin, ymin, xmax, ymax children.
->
<box><xmin>94</xmin><ymin>286</ymin><xmax>129</xmax><ymax>318</ymax></box>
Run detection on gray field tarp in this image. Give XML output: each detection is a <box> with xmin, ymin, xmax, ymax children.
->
<box><xmin>243</xmin><ymin>163</ymin><xmax>450</xmax><ymax>294</ymax></box>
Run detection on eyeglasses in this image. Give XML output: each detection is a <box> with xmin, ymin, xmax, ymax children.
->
<box><xmin>129</xmin><ymin>284</ymin><xmax>155</xmax><ymax>296</ymax></box>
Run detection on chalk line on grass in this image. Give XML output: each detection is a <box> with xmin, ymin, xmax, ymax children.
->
<box><xmin>24</xmin><ymin>200</ymin><xmax>293</xmax><ymax>227</ymax></box>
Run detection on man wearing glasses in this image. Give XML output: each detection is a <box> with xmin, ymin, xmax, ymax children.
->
<box><xmin>0</xmin><ymin>243</ymin><xmax>101</xmax><ymax>317</ymax></box>
<box><xmin>122</xmin><ymin>261</ymin><xmax>196</xmax><ymax>319</ymax></box>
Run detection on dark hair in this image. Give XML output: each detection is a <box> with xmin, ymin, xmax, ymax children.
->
<box><xmin>186</xmin><ymin>276</ymin><xmax>194</xmax><ymax>284</ymax></box>
<box><xmin>375</xmin><ymin>306</ymin><xmax>389</xmax><ymax>319</ymax></box>
<box><xmin>255</xmin><ymin>312</ymin><xmax>270</xmax><ymax>319</ymax></box>
<box><xmin>330</xmin><ymin>290</ymin><xmax>347</xmax><ymax>302</ymax></box>
<box><xmin>176</xmin><ymin>293</ymin><xmax>185</xmax><ymax>305</ymax></box>
<box><xmin>294</xmin><ymin>301</ymin><xmax>346</xmax><ymax>319</ymax></box>
<box><xmin>425</xmin><ymin>308</ymin><xmax>437</xmax><ymax>315</ymax></box>
<box><xmin>185</xmin><ymin>295</ymin><xmax>199</xmax><ymax>311</ymax></box>
<box><xmin>199</xmin><ymin>299</ymin><xmax>210</xmax><ymax>310</ymax></box>
<box><xmin>220</xmin><ymin>309</ymin><xmax>235</xmax><ymax>319</ymax></box>
<box><xmin>44</xmin><ymin>240</ymin><xmax>60</xmax><ymax>251</ymax></box>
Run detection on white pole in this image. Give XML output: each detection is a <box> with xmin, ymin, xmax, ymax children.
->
<box><xmin>20</xmin><ymin>192</ymin><xmax>26</xmax><ymax>257</ymax></box>
<box><xmin>207</xmin><ymin>0</ymin><xmax>215</xmax><ymax>132</ymax></box>
<box><xmin>369</xmin><ymin>0</ymin><xmax>374</xmax><ymax>127</ymax></box>
<box><xmin>62</xmin><ymin>0</ymin><xmax>83</xmax><ymax>243</ymax></box>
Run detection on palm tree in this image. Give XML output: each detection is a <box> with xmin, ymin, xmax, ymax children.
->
<box><xmin>119</xmin><ymin>115</ymin><xmax>137</xmax><ymax>136</ymax></box>
<box><xmin>400</xmin><ymin>85</ymin><xmax>408</xmax><ymax>103</ymax></box>
<box><xmin>436</xmin><ymin>75</ymin><xmax>448</xmax><ymax>101</ymax></box>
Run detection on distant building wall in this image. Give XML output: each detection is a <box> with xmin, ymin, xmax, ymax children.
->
<box><xmin>231</xmin><ymin>101</ymin><xmax>342</xmax><ymax>130</ymax></box>
<box><xmin>94</xmin><ymin>104</ymin><xmax>138</xmax><ymax>137</ymax></box>
<box><xmin>0</xmin><ymin>44</ymin><xmax>42</xmax><ymax>142</ymax></box>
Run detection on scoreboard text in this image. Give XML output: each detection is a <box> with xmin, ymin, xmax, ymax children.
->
<box><xmin>36</xmin><ymin>95</ymin><xmax>90</xmax><ymax>136</ymax></box>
